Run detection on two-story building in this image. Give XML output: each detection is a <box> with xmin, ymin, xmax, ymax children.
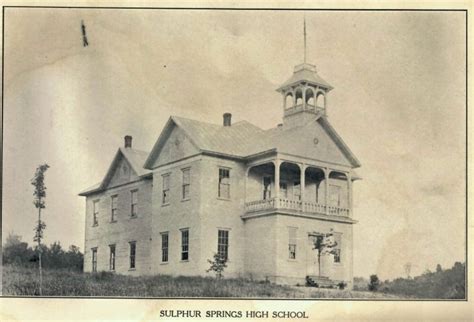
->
<box><xmin>79</xmin><ymin>62</ymin><xmax>361</xmax><ymax>287</ymax></box>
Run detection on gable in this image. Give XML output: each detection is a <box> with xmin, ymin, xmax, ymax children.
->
<box><xmin>106</xmin><ymin>154</ymin><xmax>140</xmax><ymax>188</ymax></box>
<box><xmin>275</xmin><ymin>120</ymin><xmax>354</xmax><ymax>167</ymax></box>
<box><xmin>149</xmin><ymin>124</ymin><xmax>200</xmax><ymax>168</ymax></box>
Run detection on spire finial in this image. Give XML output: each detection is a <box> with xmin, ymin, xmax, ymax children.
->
<box><xmin>303</xmin><ymin>15</ymin><xmax>307</xmax><ymax>63</ymax></box>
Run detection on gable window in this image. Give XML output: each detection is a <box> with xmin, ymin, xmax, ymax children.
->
<box><xmin>329</xmin><ymin>184</ymin><xmax>341</xmax><ymax>207</ymax></box>
<box><xmin>182</xmin><ymin>168</ymin><xmax>191</xmax><ymax>200</ymax></box>
<box><xmin>93</xmin><ymin>200</ymin><xmax>99</xmax><ymax>226</ymax></box>
<box><xmin>161</xmin><ymin>232</ymin><xmax>169</xmax><ymax>263</ymax></box>
<box><xmin>218</xmin><ymin>168</ymin><xmax>230</xmax><ymax>199</ymax></box>
<box><xmin>129</xmin><ymin>241</ymin><xmax>136</xmax><ymax>269</ymax></box>
<box><xmin>109</xmin><ymin>244</ymin><xmax>116</xmax><ymax>271</ymax></box>
<box><xmin>263</xmin><ymin>176</ymin><xmax>272</xmax><ymax>200</ymax></box>
<box><xmin>131</xmin><ymin>190</ymin><xmax>138</xmax><ymax>217</ymax></box>
<box><xmin>91</xmin><ymin>247</ymin><xmax>97</xmax><ymax>272</ymax></box>
<box><xmin>162</xmin><ymin>174</ymin><xmax>170</xmax><ymax>205</ymax></box>
<box><xmin>288</xmin><ymin>227</ymin><xmax>297</xmax><ymax>259</ymax></box>
<box><xmin>217</xmin><ymin>230</ymin><xmax>229</xmax><ymax>261</ymax></box>
<box><xmin>333</xmin><ymin>233</ymin><xmax>342</xmax><ymax>263</ymax></box>
<box><xmin>111</xmin><ymin>195</ymin><xmax>118</xmax><ymax>222</ymax></box>
<box><xmin>181</xmin><ymin>229</ymin><xmax>189</xmax><ymax>261</ymax></box>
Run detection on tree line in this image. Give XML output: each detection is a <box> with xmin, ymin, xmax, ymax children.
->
<box><xmin>2</xmin><ymin>233</ymin><xmax>83</xmax><ymax>271</ymax></box>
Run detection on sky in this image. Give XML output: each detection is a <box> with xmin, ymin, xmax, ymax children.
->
<box><xmin>2</xmin><ymin>8</ymin><xmax>466</xmax><ymax>280</ymax></box>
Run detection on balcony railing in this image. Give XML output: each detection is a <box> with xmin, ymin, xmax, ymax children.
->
<box><xmin>244</xmin><ymin>198</ymin><xmax>349</xmax><ymax>217</ymax></box>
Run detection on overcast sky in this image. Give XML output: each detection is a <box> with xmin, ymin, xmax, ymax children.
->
<box><xmin>3</xmin><ymin>8</ymin><xmax>466</xmax><ymax>279</ymax></box>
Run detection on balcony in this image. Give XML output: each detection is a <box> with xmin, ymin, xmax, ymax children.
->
<box><xmin>244</xmin><ymin>197</ymin><xmax>349</xmax><ymax>218</ymax></box>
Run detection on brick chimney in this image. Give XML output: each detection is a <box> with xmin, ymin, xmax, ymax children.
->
<box><xmin>223</xmin><ymin>113</ymin><xmax>232</xmax><ymax>126</ymax></box>
<box><xmin>124</xmin><ymin>135</ymin><xmax>132</xmax><ymax>148</ymax></box>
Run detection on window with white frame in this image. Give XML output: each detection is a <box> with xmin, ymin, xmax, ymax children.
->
<box><xmin>93</xmin><ymin>200</ymin><xmax>99</xmax><ymax>226</ymax></box>
<box><xmin>162</xmin><ymin>174</ymin><xmax>170</xmax><ymax>204</ymax></box>
<box><xmin>280</xmin><ymin>182</ymin><xmax>288</xmax><ymax>198</ymax></box>
<box><xmin>181</xmin><ymin>229</ymin><xmax>189</xmax><ymax>261</ymax></box>
<box><xmin>288</xmin><ymin>227</ymin><xmax>297</xmax><ymax>259</ymax></box>
<box><xmin>91</xmin><ymin>247</ymin><xmax>97</xmax><ymax>272</ymax></box>
<box><xmin>182</xmin><ymin>168</ymin><xmax>191</xmax><ymax>200</ymax></box>
<box><xmin>263</xmin><ymin>176</ymin><xmax>272</xmax><ymax>200</ymax></box>
<box><xmin>217</xmin><ymin>230</ymin><xmax>229</xmax><ymax>261</ymax></box>
<box><xmin>333</xmin><ymin>233</ymin><xmax>342</xmax><ymax>263</ymax></box>
<box><xmin>161</xmin><ymin>232</ymin><xmax>169</xmax><ymax>263</ymax></box>
<box><xmin>129</xmin><ymin>241</ymin><xmax>136</xmax><ymax>269</ymax></box>
<box><xmin>329</xmin><ymin>184</ymin><xmax>341</xmax><ymax>207</ymax></box>
<box><xmin>131</xmin><ymin>190</ymin><xmax>138</xmax><ymax>217</ymax></box>
<box><xmin>218</xmin><ymin>168</ymin><xmax>230</xmax><ymax>199</ymax></box>
<box><xmin>109</xmin><ymin>244</ymin><xmax>116</xmax><ymax>271</ymax></box>
<box><xmin>111</xmin><ymin>195</ymin><xmax>118</xmax><ymax>222</ymax></box>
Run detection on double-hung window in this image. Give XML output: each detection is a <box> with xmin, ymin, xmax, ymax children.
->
<box><xmin>288</xmin><ymin>227</ymin><xmax>297</xmax><ymax>259</ymax></box>
<box><xmin>109</xmin><ymin>244</ymin><xmax>116</xmax><ymax>271</ymax></box>
<box><xmin>131</xmin><ymin>190</ymin><xmax>138</xmax><ymax>217</ymax></box>
<box><xmin>162</xmin><ymin>174</ymin><xmax>170</xmax><ymax>205</ymax></box>
<box><xmin>333</xmin><ymin>233</ymin><xmax>342</xmax><ymax>263</ymax></box>
<box><xmin>129</xmin><ymin>241</ymin><xmax>136</xmax><ymax>269</ymax></box>
<box><xmin>181</xmin><ymin>229</ymin><xmax>189</xmax><ymax>261</ymax></box>
<box><xmin>218</xmin><ymin>168</ymin><xmax>230</xmax><ymax>199</ymax></box>
<box><xmin>91</xmin><ymin>247</ymin><xmax>97</xmax><ymax>272</ymax></box>
<box><xmin>93</xmin><ymin>200</ymin><xmax>99</xmax><ymax>226</ymax></box>
<box><xmin>161</xmin><ymin>232</ymin><xmax>169</xmax><ymax>263</ymax></box>
<box><xmin>182</xmin><ymin>168</ymin><xmax>190</xmax><ymax>200</ymax></box>
<box><xmin>217</xmin><ymin>230</ymin><xmax>229</xmax><ymax>261</ymax></box>
<box><xmin>263</xmin><ymin>176</ymin><xmax>272</xmax><ymax>200</ymax></box>
<box><xmin>111</xmin><ymin>195</ymin><xmax>118</xmax><ymax>222</ymax></box>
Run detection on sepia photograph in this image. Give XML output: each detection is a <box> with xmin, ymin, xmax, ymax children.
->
<box><xmin>1</xmin><ymin>4</ymin><xmax>468</xmax><ymax>309</ymax></box>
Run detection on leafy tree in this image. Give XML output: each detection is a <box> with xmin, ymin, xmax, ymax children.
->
<box><xmin>206</xmin><ymin>253</ymin><xmax>227</xmax><ymax>279</ymax></box>
<box><xmin>312</xmin><ymin>229</ymin><xmax>338</xmax><ymax>277</ymax></box>
<box><xmin>436</xmin><ymin>264</ymin><xmax>443</xmax><ymax>273</ymax></box>
<box><xmin>3</xmin><ymin>233</ymin><xmax>35</xmax><ymax>266</ymax></box>
<box><xmin>31</xmin><ymin>163</ymin><xmax>50</xmax><ymax>295</ymax></box>
<box><xmin>368</xmin><ymin>274</ymin><xmax>380</xmax><ymax>291</ymax></box>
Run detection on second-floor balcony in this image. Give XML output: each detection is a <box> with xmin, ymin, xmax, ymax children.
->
<box><xmin>244</xmin><ymin>197</ymin><xmax>350</xmax><ymax>217</ymax></box>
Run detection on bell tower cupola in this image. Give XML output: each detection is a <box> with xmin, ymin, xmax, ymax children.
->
<box><xmin>276</xmin><ymin>63</ymin><xmax>333</xmax><ymax>128</ymax></box>
<box><xmin>276</xmin><ymin>18</ymin><xmax>333</xmax><ymax>128</ymax></box>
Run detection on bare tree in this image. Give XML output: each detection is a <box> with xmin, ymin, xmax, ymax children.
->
<box><xmin>312</xmin><ymin>229</ymin><xmax>338</xmax><ymax>277</ymax></box>
<box><xmin>31</xmin><ymin>163</ymin><xmax>49</xmax><ymax>295</ymax></box>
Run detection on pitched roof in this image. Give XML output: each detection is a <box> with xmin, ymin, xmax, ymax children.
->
<box><xmin>277</xmin><ymin>63</ymin><xmax>333</xmax><ymax>91</ymax></box>
<box><xmin>145</xmin><ymin>114</ymin><xmax>361</xmax><ymax>169</ymax></box>
<box><xmin>79</xmin><ymin>147</ymin><xmax>151</xmax><ymax>196</ymax></box>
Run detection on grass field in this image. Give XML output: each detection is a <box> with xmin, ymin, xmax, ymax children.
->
<box><xmin>2</xmin><ymin>265</ymin><xmax>405</xmax><ymax>298</ymax></box>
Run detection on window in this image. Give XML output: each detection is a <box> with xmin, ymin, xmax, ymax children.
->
<box><xmin>218</xmin><ymin>168</ymin><xmax>230</xmax><ymax>199</ymax></box>
<box><xmin>288</xmin><ymin>227</ymin><xmax>297</xmax><ymax>259</ymax></box>
<box><xmin>280</xmin><ymin>182</ymin><xmax>288</xmax><ymax>198</ymax></box>
<box><xmin>111</xmin><ymin>195</ymin><xmax>118</xmax><ymax>222</ymax></box>
<box><xmin>333</xmin><ymin>233</ymin><xmax>342</xmax><ymax>263</ymax></box>
<box><xmin>181</xmin><ymin>229</ymin><xmax>189</xmax><ymax>261</ymax></box>
<box><xmin>263</xmin><ymin>176</ymin><xmax>272</xmax><ymax>200</ymax></box>
<box><xmin>162</xmin><ymin>174</ymin><xmax>170</xmax><ymax>204</ymax></box>
<box><xmin>91</xmin><ymin>247</ymin><xmax>97</xmax><ymax>272</ymax></box>
<box><xmin>109</xmin><ymin>245</ymin><xmax>116</xmax><ymax>271</ymax></box>
<box><xmin>293</xmin><ymin>180</ymin><xmax>301</xmax><ymax>200</ymax></box>
<box><xmin>131</xmin><ymin>190</ymin><xmax>138</xmax><ymax>217</ymax></box>
<box><xmin>329</xmin><ymin>184</ymin><xmax>341</xmax><ymax>206</ymax></box>
<box><xmin>182</xmin><ymin>168</ymin><xmax>191</xmax><ymax>200</ymax></box>
<box><xmin>217</xmin><ymin>230</ymin><xmax>229</xmax><ymax>261</ymax></box>
<box><xmin>93</xmin><ymin>200</ymin><xmax>99</xmax><ymax>226</ymax></box>
<box><xmin>129</xmin><ymin>241</ymin><xmax>136</xmax><ymax>269</ymax></box>
<box><xmin>161</xmin><ymin>232</ymin><xmax>169</xmax><ymax>262</ymax></box>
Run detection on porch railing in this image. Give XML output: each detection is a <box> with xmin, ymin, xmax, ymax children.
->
<box><xmin>244</xmin><ymin>197</ymin><xmax>349</xmax><ymax>217</ymax></box>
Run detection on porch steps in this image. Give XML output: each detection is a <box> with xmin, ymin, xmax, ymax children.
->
<box><xmin>306</xmin><ymin>275</ymin><xmax>341</xmax><ymax>288</ymax></box>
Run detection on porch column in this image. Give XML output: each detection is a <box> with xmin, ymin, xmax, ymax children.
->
<box><xmin>300</xmin><ymin>163</ymin><xmax>306</xmax><ymax>211</ymax></box>
<box><xmin>324</xmin><ymin>168</ymin><xmax>329</xmax><ymax>215</ymax></box>
<box><xmin>347</xmin><ymin>173</ymin><xmax>352</xmax><ymax>217</ymax></box>
<box><xmin>302</xmin><ymin>86</ymin><xmax>306</xmax><ymax>110</ymax></box>
<box><xmin>274</xmin><ymin>159</ymin><xmax>280</xmax><ymax>208</ymax></box>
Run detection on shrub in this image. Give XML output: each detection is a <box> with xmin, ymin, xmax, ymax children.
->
<box><xmin>337</xmin><ymin>281</ymin><xmax>347</xmax><ymax>290</ymax></box>
<box><xmin>368</xmin><ymin>274</ymin><xmax>380</xmax><ymax>291</ymax></box>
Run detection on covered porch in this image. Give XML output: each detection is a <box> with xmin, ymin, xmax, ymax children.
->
<box><xmin>244</xmin><ymin>159</ymin><xmax>353</xmax><ymax>218</ymax></box>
